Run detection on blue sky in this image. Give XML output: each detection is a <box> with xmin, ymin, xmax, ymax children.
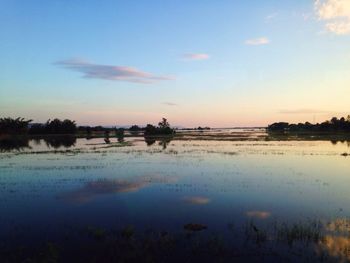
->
<box><xmin>1</xmin><ymin>0</ymin><xmax>349</xmax><ymax>127</ymax></box>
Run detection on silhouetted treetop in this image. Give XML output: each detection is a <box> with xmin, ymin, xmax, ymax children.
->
<box><xmin>29</xmin><ymin>119</ymin><xmax>77</xmax><ymax>135</ymax></box>
<box><xmin>268</xmin><ymin>116</ymin><xmax>350</xmax><ymax>133</ymax></box>
<box><xmin>0</xmin><ymin>117</ymin><xmax>32</xmax><ymax>134</ymax></box>
<box><xmin>144</xmin><ymin>118</ymin><xmax>175</xmax><ymax>135</ymax></box>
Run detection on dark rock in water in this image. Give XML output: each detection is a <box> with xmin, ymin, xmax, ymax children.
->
<box><xmin>184</xmin><ymin>223</ymin><xmax>207</xmax><ymax>232</ymax></box>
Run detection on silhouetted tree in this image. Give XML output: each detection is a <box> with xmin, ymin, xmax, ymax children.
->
<box><xmin>158</xmin><ymin>118</ymin><xmax>170</xmax><ymax>129</ymax></box>
<box><xmin>144</xmin><ymin>124</ymin><xmax>158</xmax><ymax>135</ymax></box>
<box><xmin>268</xmin><ymin>116</ymin><xmax>350</xmax><ymax>133</ymax></box>
<box><xmin>129</xmin><ymin>125</ymin><xmax>142</xmax><ymax>131</ymax></box>
<box><xmin>0</xmin><ymin>117</ymin><xmax>32</xmax><ymax>134</ymax></box>
<box><xmin>28</xmin><ymin>119</ymin><xmax>77</xmax><ymax>134</ymax></box>
<box><xmin>267</xmin><ymin>122</ymin><xmax>289</xmax><ymax>132</ymax></box>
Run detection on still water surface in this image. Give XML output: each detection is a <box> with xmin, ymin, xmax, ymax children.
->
<box><xmin>1</xmin><ymin>130</ymin><xmax>350</xmax><ymax>261</ymax></box>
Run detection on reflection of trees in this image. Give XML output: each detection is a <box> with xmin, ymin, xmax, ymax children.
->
<box><xmin>144</xmin><ymin>136</ymin><xmax>173</xmax><ymax>149</ymax></box>
<box><xmin>0</xmin><ymin>136</ymin><xmax>30</xmax><ymax>152</ymax></box>
<box><xmin>144</xmin><ymin>136</ymin><xmax>156</xmax><ymax>146</ymax></box>
<box><xmin>43</xmin><ymin>136</ymin><xmax>76</xmax><ymax>149</ymax></box>
<box><xmin>158</xmin><ymin>137</ymin><xmax>172</xmax><ymax>149</ymax></box>
<box><xmin>267</xmin><ymin>131</ymin><xmax>350</xmax><ymax>147</ymax></box>
<box><xmin>0</xmin><ymin>135</ymin><xmax>77</xmax><ymax>151</ymax></box>
<box><xmin>116</xmin><ymin>128</ymin><xmax>125</xmax><ymax>143</ymax></box>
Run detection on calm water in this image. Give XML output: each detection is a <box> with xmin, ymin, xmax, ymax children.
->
<box><xmin>1</xmin><ymin>130</ymin><xmax>350</xmax><ymax>261</ymax></box>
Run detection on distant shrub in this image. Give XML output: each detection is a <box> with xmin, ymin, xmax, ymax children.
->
<box><xmin>268</xmin><ymin>116</ymin><xmax>350</xmax><ymax>133</ymax></box>
<box><xmin>129</xmin><ymin>125</ymin><xmax>142</xmax><ymax>131</ymax></box>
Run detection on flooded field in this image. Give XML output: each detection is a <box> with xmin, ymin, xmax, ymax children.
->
<box><xmin>1</xmin><ymin>129</ymin><xmax>350</xmax><ymax>262</ymax></box>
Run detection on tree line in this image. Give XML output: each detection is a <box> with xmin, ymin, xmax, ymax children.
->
<box><xmin>268</xmin><ymin>116</ymin><xmax>350</xmax><ymax>132</ymax></box>
<box><xmin>0</xmin><ymin>117</ymin><xmax>175</xmax><ymax>136</ymax></box>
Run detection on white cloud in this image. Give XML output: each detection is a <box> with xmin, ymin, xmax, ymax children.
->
<box><xmin>55</xmin><ymin>58</ymin><xmax>173</xmax><ymax>84</ymax></box>
<box><xmin>315</xmin><ymin>0</ymin><xmax>350</xmax><ymax>35</ymax></box>
<box><xmin>162</xmin><ymin>102</ymin><xmax>178</xmax><ymax>106</ymax></box>
<box><xmin>245</xmin><ymin>37</ymin><xmax>270</xmax><ymax>46</ymax></box>
<box><xmin>183</xmin><ymin>53</ymin><xmax>210</xmax><ymax>60</ymax></box>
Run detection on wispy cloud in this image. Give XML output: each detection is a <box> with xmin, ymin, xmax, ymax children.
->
<box><xmin>183</xmin><ymin>53</ymin><xmax>210</xmax><ymax>61</ymax></box>
<box><xmin>265</xmin><ymin>12</ymin><xmax>278</xmax><ymax>21</ymax></box>
<box><xmin>55</xmin><ymin>58</ymin><xmax>174</xmax><ymax>84</ymax></box>
<box><xmin>245</xmin><ymin>37</ymin><xmax>270</xmax><ymax>45</ymax></box>
<box><xmin>278</xmin><ymin>109</ymin><xmax>329</xmax><ymax>114</ymax></box>
<box><xmin>162</xmin><ymin>102</ymin><xmax>178</xmax><ymax>106</ymax></box>
<box><xmin>315</xmin><ymin>0</ymin><xmax>350</xmax><ymax>35</ymax></box>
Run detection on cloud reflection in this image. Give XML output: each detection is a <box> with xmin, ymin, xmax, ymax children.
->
<box><xmin>326</xmin><ymin>218</ymin><xmax>350</xmax><ymax>233</ymax></box>
<box><xmin>316</xmin><ymin>218</ymin><xmax>350</xmax><ymax>261</ymax></box>
<box><xmin>319</xmin><ymin>236</ymin><xmax>350</xmax><ymax>262</ymax></box>
<box><xmin>59</xmin><ymin>175</ymin><xmax>175</xmax><ymax>204</ymax></box>
<box><xmin>183</xmin><ymin>196</ymin><xmax>210</xmax><ymax>205</ymax></box>
<box><xmin>246</xmin><ymin>210</ymin><xmax>271</xmax><ymax>219</ymax></box>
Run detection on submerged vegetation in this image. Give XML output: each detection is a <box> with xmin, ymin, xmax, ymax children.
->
<box><xmin>268</xmin><ymin>116</ymin><xmax>350</xmax><ymax>133</ymax></box>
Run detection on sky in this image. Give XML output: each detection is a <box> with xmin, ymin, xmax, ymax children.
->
<box><xmin>0</xmin><ymin>0</ymin><xmax>350</xmax><ymax>127</ymax></box>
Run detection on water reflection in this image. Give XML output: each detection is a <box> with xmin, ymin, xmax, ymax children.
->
<box><xmin>158</xmin><ymin>137</ymin><xmax>172</xmax><ymax>149</ymax></box>
<box><xmin>319</xmin><ymin>236</ymin><xmax>350</xmax><ymax>262</ymax></box>
<box><xmin>144</xmin><ymin>136</ymin><xmax>172</xmax><ymax>149</ymax></box>
<box><xmin>59</xmin><ymin>175</ymin><xmax>176</xmax><ymax>204</ymax></box>
<box><xmin>43</xmin><ymin>135</ymin><xmax>76</xmax><ymax>148</ymax></box>
<box><xmin>1</xmin><ymin>132</ymin><xmax>350</xmax><ymax>261</ymax></box>
<box><xmin>144</xmin><ymin>136</ymin><xmax>156</xmax><ymax>146</ymax></box>
<box><xmin>326</xmin><ymin>218</ymin><xmax>350</xmax><ymax>233</ymax></box>
<box><xmin>0</xmin><ymin>136</ymin><xmax>30</xmax><ymax>152</ymax></box>
<box><xmin>183</xmin><ymin>196</ymin><xmax>210</xmax><ymax>205</ymax></box>
<box><xmin>267</xmin><ymin>131</ymin><xmax>350</xmax><ymax>146</ymax></box>
<box><xmin>246</xmin><ymin>211</ymin><xmax>271</xmax><ymax>219</ymax></box>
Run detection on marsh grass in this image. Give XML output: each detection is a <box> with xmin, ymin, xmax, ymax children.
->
<box><xmin>275</xmin><ymin>220</ymin><xmax>323</xmax><ymax>246</ymax></box>
<box><xmin>0</xmin><ymin>220</ymin><xmax>343</xmax><ymax>263</ymax></box>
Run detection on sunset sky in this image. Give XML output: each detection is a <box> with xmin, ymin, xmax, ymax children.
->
<box><xmin>1</xmin><ymin>0</ymin><xmax>350</xmax><ymax>127</ymax></box>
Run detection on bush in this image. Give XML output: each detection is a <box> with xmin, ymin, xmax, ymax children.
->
<box><xmin>144</xmin><ymin>118</ymin><xmax>175</xmax><ymax>136</ymax></box>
